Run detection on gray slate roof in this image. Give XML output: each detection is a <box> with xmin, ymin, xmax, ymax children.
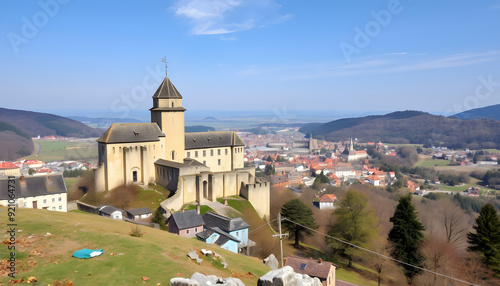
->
<box><xmin>152</xmin><ymin>77</ymin><xmax>183</xmax><ymax>99</ymax></box>
<box><xmin>0</xmin><ymin>174</ymin><xmax>66</xmax><ymax>200</ymax></box>
<box><xmin>202</xmin><ymin>211</ymin><xmax>249</xmax><ymax>232</ymax></box>
<box><xmin>171</xmin><ymin>210</ymin><xmax>204</xmax><ymax>230</ymax></box>
<box><xmin>155</xmin><ymin>158</ymin><xmax>207</xmax><ymax>169</ymax></box>
<box><xmin>196</xmin><ymin>227</ymin><xmax>240</xmax><ymax>246</ymax></box>
<box><xmin>185</xmin><ymin>131</ymin><xmax>244</xmax><ymax>150</ymax></box>
<box><xmin>126</xmin><ymin>207</ymin><xmax>152</xmax><ymax>216</ymax></box>
<box><xmin>99</xmin><ymin>205</ymin><xmax>123</xmax><ymax>215</ymax></box>
<box><xmin>97</xmin><ymin>123</ymin><xmax>165</xmax><ymax>144</ymax></box>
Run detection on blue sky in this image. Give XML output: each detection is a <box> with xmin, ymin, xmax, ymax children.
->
<box><xmin>1</xmin><ymin>0</ymin><xmax>500</xmax><ymax>119</ymax></box>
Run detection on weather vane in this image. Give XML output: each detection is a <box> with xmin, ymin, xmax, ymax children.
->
<box><xmin>161</xmin><ymin>56</ymin><xmax>168</xmax><ymax>77</ymax></box>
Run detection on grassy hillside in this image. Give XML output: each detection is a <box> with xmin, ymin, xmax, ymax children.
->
<box><xmin>0</xmin><ymin>208</ymin><xmax>269</xmax><ymax>285</ymax></box>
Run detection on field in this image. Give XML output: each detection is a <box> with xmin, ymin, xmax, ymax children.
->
<box><xmin>23</xmin><ymin>139</ymin><xmax>98</xmax><ymax>162</ymax></box>
<box><xmin>0</xmin><ymin>207</ymin><xmax>269</xmax><ymax>285</ymax></box>
<box><xmin>417</xmin><ymin>159</ymin><xmax>451</xmax><ymax>167</ymax></box>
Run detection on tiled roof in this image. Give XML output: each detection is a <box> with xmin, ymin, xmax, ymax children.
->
<box><xmin>319</xmin><ymin>194</ymin><xmax>337</xmax><ymax>203</ymax></box>
<box><xmin>152</xmin><ymin>77</ymin><xmax>183</xmax><ymax>99</ymax></box>
<box><xmin>202</xmin><ymin>211</ymin><xmax>249</xmax><ymax>232</ymax></box>
<box><xmin>171</xmin><ymin>210</ymin><xmax>204</xmax><ymax>230</ymax></box>
<box><xmin>99</xmin><ymin>205</ymin><xmax>122</xmax><ymax>215</ymax></box>
<box><xmin>97</xmin><ymin>123</ymin><xmax>164</xmax><ymax>144</ymax></box>
<box><xmin>285</xmin><ymin>256</ymin><xmax>335</xmax><ymax>280</ymax></box>
<box><xmin>126</xmin><ymin>207</ymin><xmax>152</xmax><ymax>216</ymax></box>
<box><xmin>185</xmin><ymin>131</ymin><xmax>244</xmax><ymax>150</ymax></box>
<box><xmin>0</xmin><ymin>174</ymin><xmax>66</xmax><ymax>200</ymax></box>
<box><xmin>0</xmin><ymin>162</ymin><xmax>18</xmax><ymax>169</ymax></box>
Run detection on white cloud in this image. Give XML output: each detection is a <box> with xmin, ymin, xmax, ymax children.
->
<box><xmin>172</xmin><ymin>0</ymin><xmax>292</xmax><ymax>35</ymax></box>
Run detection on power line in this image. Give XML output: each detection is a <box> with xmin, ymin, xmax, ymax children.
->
<box><xmin>249</xmin><ymin>218</ymin><xmax>279</xmax><ymax>234</ymax></box>
<box><xmin>282</xmin><ymin>217</ymin><xmax>479</xmax><ymax>286</ymax></box>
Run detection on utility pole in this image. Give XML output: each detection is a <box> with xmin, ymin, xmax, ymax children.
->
<box><xmin>273</xmin><ymin>213</ymin><xmax>289</xmax><ymax>268</ymax></box>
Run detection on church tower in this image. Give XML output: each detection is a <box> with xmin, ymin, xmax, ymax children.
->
<box><xmin>150</xmin><ymin>76</ymin><xmax>186</xmax><ymax>163</ymax></box>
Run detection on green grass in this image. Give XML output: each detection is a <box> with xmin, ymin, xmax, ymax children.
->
<box><xmin>24</xmin><ymin>139</ymin><xmax>98</xmax><ymax>162</ymax></box>
<box><xmin>130</xmin><ymin>187</ymin><xmax>167</xmax><ymax>210</ymax></box>
<box><xmin>69</xmin><ymin>209</ymin><xmax>92</xmax><ymax>215</ymax></box>
<box><xmin>336</xmin><ymin>267</ymin><xmax>378</xmax><ymax>286</ymax></box>
<box><xmin>0</xmin><ymin>207</ymin><xmax>269</xmax><ymax>285</ymax></box>
<box><xmin>417</xmin><ymin>159</ymin><xmax>450</xmax><ymax>167</ymax></box>
<box><xmin>64</xmin><ymin>177</ymin><xmax>80</xmax><ymax>192</ymax></box>
<box><xmin>180</xmin><ymin>204</ymin><xmax>215</xmax><ymax>215</ymax></box>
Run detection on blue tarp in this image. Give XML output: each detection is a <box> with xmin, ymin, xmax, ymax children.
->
<box><xmin>72</xmin><ymin>248</ymin><xmax>104</xmax><ymax>259</ymax></box>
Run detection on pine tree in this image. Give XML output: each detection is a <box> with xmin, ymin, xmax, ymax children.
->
<box><xmin>388</xmin><ymin>193</ymin><xmax>425</xmax><ymax>284</ymax></box>
<box><xmin>151</xmin><ymin>207</ymin><xmax>167</xmax><ymax>230</ymax></box>
<box><xmin>281</xmin><ymin>199</ymin><xmax>317</xmax><ymax>246</ymax></box>
<box><xmin>467</xmin><ymin>203</ymin><xmax>500</xmax><ymax>274</ymax></box>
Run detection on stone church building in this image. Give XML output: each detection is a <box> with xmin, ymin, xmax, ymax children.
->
<box><xmin>94</xmin><ymin>76</ymin><xmax>270</xmax><ymax>218</ymax></box>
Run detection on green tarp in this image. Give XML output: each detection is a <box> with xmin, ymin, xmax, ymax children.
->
<box><xmin>72</xmin><ymin>248</ymin><xmax>104</xmax><ymax>259</ymax></box>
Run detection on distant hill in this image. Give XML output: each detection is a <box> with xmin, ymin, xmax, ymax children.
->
<box><xmin>204</xmin><ymin>116</ymin><xmax>218</xmax><ymax>121</ymax></box>
<box><xmin>0</xmin><ymin>121</ymin><xmax>34</xmax><ymax>160</ymax></box>
<box><xmin>452</xmin><ymin>104</ymin><xmax>500</xmax><ymax>121</ymax></box>
<box><xmin>185</xmin><ymin>125</ymin><xmax>216</xmax><ymax>132</ymax></box>
<box><xmin>0</xmin><ymin>108</ymin><xmax>103</xmax><ymax>160</ymax></box>
<box><xmin>69</xmin><ymin>116</ymin><xmax>144</xmax><ymax>128</ymax></box>
<box><xmin>300</xmin><ymin>110</ymin><xmax>500</xmax><ymax>149</ymax></box>
<box><xmin>0</xmin><ymin>108</ymin><xmax>102</xmax><ymax>138</ymax></box>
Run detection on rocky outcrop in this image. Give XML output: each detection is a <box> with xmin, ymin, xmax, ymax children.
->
<box><xmin>258</xmin><ymin>266</ymin><xmax>322</xmax><ymax>286</ymax></box>
<box><xmin>170</xmin><ymin>273</ymin><xmax>244</xmax><ymax>286</ymax></box>
<box><xmin>263</xmin><ymin>254</ymin><xmax>279</xmax><ymax>270</ymax></box>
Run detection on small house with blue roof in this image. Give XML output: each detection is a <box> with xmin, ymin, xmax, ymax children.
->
<box><xmin>196</xmin><ymin>211</ymin><xmax>252</xmax><ymax>253</ymax></box>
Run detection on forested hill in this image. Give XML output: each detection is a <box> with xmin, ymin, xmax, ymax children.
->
<box><xmin>299</xmin><ymin>110</ymin><xmax>500</xmax><ymax>149</ymax></box>
<box><xmin>0</xmin><ymin>107</ymin><xmax>102</xmax><ymax>160</ymax></box>
<box><xmin>0</xmin><ymin>107</ymin><xmax>102</xmax><ymax>138</ymax></box>
<box><xmin>452</xmin><ymin>104</ymin><xmax>500</xmax><ymax>121</ymax></box>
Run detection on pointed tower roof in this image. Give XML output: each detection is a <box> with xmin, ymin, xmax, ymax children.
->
<box><xmin>152</xmin><ymin>77</ymin><xmax>183</xmax><ymax>99</ymax></box>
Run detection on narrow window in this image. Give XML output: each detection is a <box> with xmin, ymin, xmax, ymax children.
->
<box><xmin>195</xmin><ymin>151</ymin><xmax>198</xmax><ymax>158</ymax></box>
<box><xmin>218</xmin><ymin>159</ymin><xmax>221</xmax><ymax>166</ymax></box>
<box><xmin>218</xmin><ymin>149</ymin><xmax>221</xmax><ymax>155</ymax></box>
<box><xmin>113</xmin><ymin>147</ymin><xmax>115</xmax><ymax>153</ymax></box>
<box><xmin>172</xmin><ymin>102</ymin><xmax>174</xmax><ymax>108</ymax></box>
<box><xmin>187</xmin><ymin>152</ymin><xmax>191</xmax><ymax>158</ymax></box>
<box><xmin>225</xmin><ymin>149</ymin><xmax>228</xmax><ymax>155</ymax></box>
<box><xmin>203</xmin><ymin>161</ymin><xmax>206</xmax><ymax>165</ymax></box>
<box><xmin>203</xmin><ymin>150</ymin><xmax>206</xmax><ymax>157</ymax></box>
<box><xmin>210</xmin><ymin>150</ymin><xmax>213</xmax><ymax>156</ymax></box>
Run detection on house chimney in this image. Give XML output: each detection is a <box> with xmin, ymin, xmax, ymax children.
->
<box><xmin>318</xmin><ymin>258</ymin><xmax>322</xmax><ymax>264</ymax></box>
<box><xmin>196</xmin><ymin>204</ymin><xmax>200</xmax><ymax>214</ymax></box>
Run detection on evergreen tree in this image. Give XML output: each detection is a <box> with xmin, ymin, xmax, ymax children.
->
<box><xmin>151</xmin><ymin>207</ymin><xmax>167</xmax><ymax>230</ymax></box>
<box><xmin>328</xmin><ymin>191</ymin><xmax>377</xmax><ymax>267</ymax></box>
<box><xmin>388</xmin><ymin>194</ymin><xmax>425</xmax><ymax>284</ymax></box>
<box><xmin>281</xmin><ymin>199</ymin><xmax>317</xmax><ymax>246</ymax></box>
<box><xmin>467</xmin><ymin>203</ymin><xmax>500</xmax><ymax>274</ymax></box>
